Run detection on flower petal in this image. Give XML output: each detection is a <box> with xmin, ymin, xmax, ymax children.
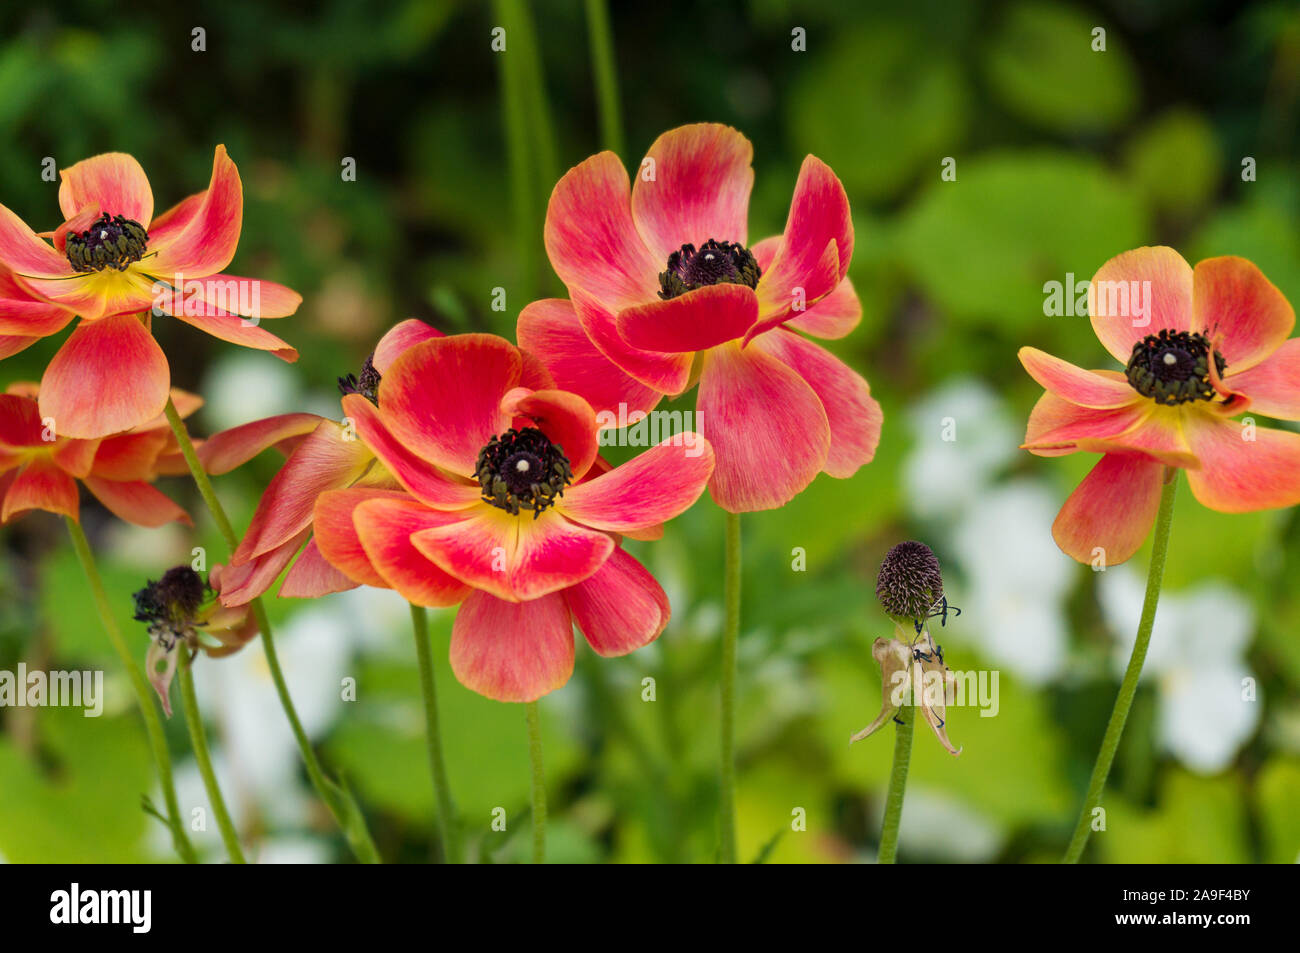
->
<box><xmin>1089</xmin><ymin>246</ymin><xmax>1193</xmax><ymax>364</ymax></box>
<box><xmin>372</xmin><ymin>318</ymin><xmax>443</xmax><ymax>373</ymax></box>
<box><xmin>168</xmin><ymin>307</ymin><xmax>297</xmax><ymax>361</ymax></box>
<box><xmin>501</xmin><ymin>387</ymin><xmax>600</xmax><ymax>480</ymax></box>
<box><xmin>696</xmin><ymin>340</ymin><xmax>830</xmax><ymax>512</ymax></box>
<box><xmin>752</xmin><ymin>328</ymin><xmax>882</xmax><ymax>478</ymax></box>
<box><xmin>1074</xmin><ymin>405</ymin><xmax>1198</xmax><ymax>469</ymax></box>
<box><xmin>217</xmin><ymin>532</ymin><xmax>308</xmax><ymax>606</ymax></box>
<box><xmin>574</xmin><ymin>288</ymin><xmax>693</xmax><ymax>394</ymax></box>
<box><xmin>353</xmin><ymin>495</ymin><xmax>472</xmax><ymax>607</ymax></box>
<box><xmin>1022</xmin><ymin>392</ymin><xmax>1147</xmax><ymax>456</ymax></box>
<box><xmin>516</xmin><ymin>297</ymin><xmax>661</xmax><ymax>420</ymax></box>
<box><xmin>450</xmin><ymin>590</ymin><xmax>574</xmax><ymax>703</ymax></box>
<box><xmin>1018</xmin><ymin>347</ymin><xmax>1140</xmax><ymax>408</ymax></box>
<box><xmin>412</xmin><ymin>507</ymin><xmax>614</xmax><ymax>602</ymax></box>
<box><xmin>279</xmin><ymin>537</ymin><xmax>359</xmax><ymax>599</ymax></box>
<box><xmin>198</xmin><ymin>413</ymin><xmax>324</xmax><ymax>475</ymax></box>
<box><xmin>39</xmin><ymin>314</ymin><xmax>170</xmax><ymax>439</ymax></box>
<box><xmin>341</xmin><ymin>393</ymin><xmax>482</xmax><ymax>509</ymax></box>
<box><xmin>379</xmin><ymin>333</ymin><xmax>519</xmax><ymax>477</ymax></box>
<box><xmin>1222</xmin><ymin>338</ymin><xmax>1300</xmax><ymax>420</ymax></box>
<box><xmin>0</xmin><ymin>334</ymin><xmax>38</xmax><ymax>359</ymax></box>
<box><xmin>19</xmin><ymin>267</ymin><xmax>157</xmax><ymax>322</ymax></box>
<box><xmin>629</xmin><ymin>123</ymin><xmax>754</xmax><ymax>262</ymax></box>
<box><xmin>564</xmin><ymin>546</ymin><xmax>669</xmax><ymax>657</ymax></box>
<box><xmin>1183</xmin><ymin>413</ymin><xmax>1300</xmax><ymax>512</ymax></box>
<box><xmin>0</xmin><ymin>266</ymin><xmax>76</xmax><ymax>337</ymax></box>
<box><xmin>1051</xmin><ymin>453</ymin><xmax>1165</xmax><ymax>565</ymax></box>
<box><xmin>83</xmin><ymin>476</ymin><xmax>190</xmax><ymax>527</ymax></box>
<box><xmin>615</xmin><ymin>283</ymin><xmax>758</xmax><ymax>354</ymax></box>
<box><xmin>158</xmin><ymin>274</ymin><xmax>301</xmax><ymax>320</ymax></box>
<box><xmin>0</xmin><ymin>205</ymin><xmax>78</xmax><ymax>278</ymax></box>
<box><xmin>1192</xmin><ymin>256</ymin><xmax>1295</xmax><ymax>373</ymax></box>
<box><xmin>58</xmin><ymin>152</ymin><xmax>153</xmax><ymax>224</ymax></box>
<box><xmin>2</xmin><ymin>457</ymin><xmax>79</xmax><ymax>523</ymax></box>
<box><xmin>145</xmin><ymin>145</ymin><xmax>242</xmax><ymax>278</ymax></box>
<box><xmin>231</xmin><ymin>420</ymin><xmax>374</xmax><ymax>565</ymax></box>
<box><xmin>311</xmin><ymin>488</ymin><xmax>397</xmax><ymax>588</ymax></box>
<box><xmin>557</xmin><ymin>434</ymin><xmax>714</xmax><ymax>532</ymax></box>
<box><xmin>544</xmin><ymin>151</ymin><xmax>661</xmax><ymax>311</ymax></box>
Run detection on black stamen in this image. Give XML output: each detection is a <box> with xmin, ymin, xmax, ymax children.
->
<box><xmin>658</xmin><ymin>239</ymin><xmax>761</xmax><ymax>300</ymax></box>
<box><xmin>65</xmin><ymin>213</ymin><xmax>149</xmax><ymax>273</ymax></box>
<box><xmin>1125</xmin><ymin>329</ymin><xmax>1227</xmax><ymax>405</ymax></box>
<box><xmin>475</xmin><ymin>427</ymin><xmax>573</xmax><ymax>518</ymax></box>
<box><xmin>338</xmin><ymin>353</ymin><xmax>382</xmax><ymax>405</ymax></box>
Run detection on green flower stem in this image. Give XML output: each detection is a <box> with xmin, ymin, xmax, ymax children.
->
<box><xmin>177</xmin><ymin>651</ymin><xmax>246</xmax><ymax>863</ymax></box>
<box><xmin>64</xmin><ymin>517</ymin><xmax>198</xmax><ymax>864</ymax></box>
<box><xmin>410</xmin><ymin>603</ymin><xmax>462</xmax><ymax>863</ymax></box>
<box><xmin>718</xmin><ymin>509</ymin><xmax>741</xmax><ymax>863</ymax></box>
<box><xmin>1063</xmin><ymin>468</ymin><xmax>1179</xmax><ymax>864</ymax></box>
<box><xmin>162</xmin><ymin>397</ymin><xmax>382</xmax><ymax>864</ymax></box>
<box><xmin>584</xmin><ymin>0</ymin><xmax>624</xmax><ymax>157</ymax></box>
<box><xmin>877</xmin><ymin>701</ymin><xmax>914</xmax><ymax>864</ymax></box>
<box><xmin>525</xmin><ymin>700</ymin><xmax>546</xmax><ymax>864</ymax></box>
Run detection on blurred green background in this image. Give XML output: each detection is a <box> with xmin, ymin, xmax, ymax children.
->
<box><xmin>2</xmin><ymin>0</ymin><xmax>1300</xmax><ymax>863</ymax></box>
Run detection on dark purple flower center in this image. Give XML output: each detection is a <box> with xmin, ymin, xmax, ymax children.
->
<box><xmin>65</xmin><ymin>212</ymin><xmax>149</xmax><ymax>273</ymax></box>
<box><xmin>475</xmin><ymin>427</ymin><xmax>573</xmax><ymax>518</ymax></box>
<box><xmin>876</xmin><ymin>541</ymin><xmax>944</xmax><ymax>622</ymax></box>
<box><xmin>1125</xmin><ymin>329</ymin><xmax>1227</xmax><ymax>405</ymax></box>
<box><xmin>658</xmin><ymin>239</ymin><xmax>761</xmax><ymax>300</ymax></box>
<box><xmin>132</xmin><ymin>566</ymin><xmax>208</xmax><ymax>649</ymax></box>
<box><xmin>338</xmin><ymin>353</ymin><xmax>382</xmax><ymax>405</ymax></box>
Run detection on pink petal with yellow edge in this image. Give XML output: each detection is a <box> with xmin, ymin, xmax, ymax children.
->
<box><xmin>146</xmin><ymin>145</ymin><xmax>242</xmax><ymax>278</ymax></box>
<box><xmin>574</xmin><ymin>288</ymin><xmax>692</xmax><ymax>395</ymax></box>
<box><xmin>750</xmin><ymin>238</ymin><xmax>839</xmax><ymax>342</ymax></box>
<box><xmin>2</xmin><ymin>457</ymin><xmax>79</xmax><ymax>523</ymax></box>
<box><xmin>752</xmin><ymin>328</ymin><xmax>881</xmax><ymax>478</ymax></box>
<box><xmin>372</xmin><ymin>319</ymin><xmax>443</xmax><ymax>373</ymax></box>
<box><xmin>564</xmin><ymin>546</ymin><xmax>669</xmax><ymax>656</ymax></box>
<box><xmin>311</xmin><ymin>489</ymin><xmax>397</xmax><ymax>588</ymax></box>
<box><xmin>1022</xmin><ymin>393</ymin><xmax>1147</xmax><ymax>457</ymax></box>
<box><xmin>0</xmin><ymin>205</ymin><xmax>75</xmax><ymax>279</ymax></box>
<box><xmin>169</xmin><ymin>307</ymin><xmax>297</xmax><ymax>361</ymax></box>
<box><xmin>341</xmin><ymin>393</ymin><xmax>481</xmax><ymax>510</ymax></box>
<box><xmin>1018</xmin><ymin>347</ymin><xmax>1139</xmax><ymax>408</ymax></box>
<box><xmin>1183</xmin><ymin>413</ymin><xmax>1300</xmax><ymax>512</ymax></box>
<box><xmin>697</xmin><ymin>340</ymin><xmax>830</xmax><ymax>512</ymax></box>
<box><xmin>0</xmin><ymin>334</ymin><xmax>38</xmax><ymax>359</ymax></box>
<box><xmin>380</xmin><ymin>333</ymin><xmax>519</xmax><ymax>477</ymax></box>
<box><xmin>544</xmin><ymin>151</ymin><xmax>661</xmax><ymax>312</ymax></box>
<box><xmin>1052</xmin><ymin>453</ymin><xmax>1165</xmax><ymax>565</ymax></box>
<box><xmin>630</xmin><ymin>123</ymin><xmax>754</xmax><ymax>261</ymax></box>
<box><xmin>1192</xmin><ymin>256</ymin><xmax>1295</xmax><ymax>373</ymax></box>
<box><xmin>412</xmin><ymin>507</ymin><xmax>614</xmax><ymax>602</ymax></box>
<box><xmin>231</xmin><ymin>420</ymin><xmax>374</xmax><ymax>565</ymax></box>
<box><xmin>502</xmin><ymin>387</ymin><xmax>600</xmax><ymax>480</ymax></box>
<box><xmin>1089</xmin><ymin>246</ymin><xmax>1193</xmax><ymax>364</ymax></box>
<box><xmin>279</xmin><ymin>538</ymin><xmax>359</xmax><ymax>599</ymax></box>
<box><xmin>353</xmin><ymin>496</ymin><xmax>472</xmax><ymax>608</ymax></box>
<box><xmin>1223</xmin><ymin>338</ymin><xmax>1300</xmax><ymax>420</ymax></box>
<box><xmin>163</xmin><ymin>275</ymin><xmax>301</xmax><ymax>320</ymax></box>
<box><xmin>0</xmin><ymin>267</ymin><xmax>76</xmax><ymax>337</ymax></box>
<box><xmin>198</xmin><ymin>413</ymin><xmax>325</xmax><ymax>475</ymax></box>
<box><xmin>19</xmin><ymin>267</ymin><xmax>157</xmax><ymax>322</ymax></box>
<box><xmin>83</xmin><ymin>477</ymin><xmax>190</xmax><ymax>528</ymax></box>
<box><xmin>58</xmin><ymin>152</ymin><xmax>154</xmax><ymax>224</ymax></box>
<box><xmin>517</xmin><ymin>298</ymin><xmax>661</xmax><ymax>420</ymax></box>
<box><xmin>557</xmin><ymin>435</ymin><xmax>714</xmax><ymax>532</ymax></box>
<box><xmin>218</xmin><ymin>531</ymin><xmax>308</xmax><ymax>606</ymax></box>
<box><xmin>39</xmin><ymin>314</ymin><xmax>170</xmax><ymax>440</ymax></box>
<box><xmin>616</xmin><ymin>283</ymin><xmax>758</xmax><ymax>354</ymax></box>
<box><xmin>450</xmin><ymin>590</ymin><xmax>574</xmax><ymax>703</ymax></box>
<box><xmin>1075</xmin><ymin>406</ymin><xmax>1198</xmax><ymax>469</ymax></box>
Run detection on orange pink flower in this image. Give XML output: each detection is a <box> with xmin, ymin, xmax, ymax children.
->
<box><xmin>1020</xmin><ymin>247</ymin><xmax>1300</xmax><ymax>563</ymax></box>
<box><xmin>518</xmin><ymin>123</ymin><xmax>881</xmax><ymax>513</ymax></box>
<box><xmin>309</xmin><ymin>333</ymin><xmax>714</xmax><ymax>702</ymax></box>
<box><xmin>0</xmin><ymin>147</ymin><xmax>300</xmax><ymax>438</ymax></box>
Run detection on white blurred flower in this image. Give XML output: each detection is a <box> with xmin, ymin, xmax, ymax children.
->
<box><xmin>902</xmin><ymin>378</ymin><xmax>1020</xmax><ymax>520</ymax></box>
<box><xmin>882</xmin><ymin>787</ymin><xmax>1004</xmax><ymax>861</ymax></box>
<box><xmin>199</xmin><ymin>351</ymin><xmax>303</xmax><ymax>433</ymax></box>
<box><xmin>950</xmin><ymin>480</ymin><xmax>1073</xmax><ymax>683</ymax></box>
<box><xmin>1097</xmin><ymin>569</ymin><xmax>1259</xmax><ymax>773</ymax></box>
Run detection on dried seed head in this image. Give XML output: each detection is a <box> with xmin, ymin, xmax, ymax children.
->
<box><xmin>875</xmin><ymin>541</ymin><xmax>944</xmax><ymax>622</ymax></box>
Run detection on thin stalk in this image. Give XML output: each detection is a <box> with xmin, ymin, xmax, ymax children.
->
<box><xmin>64</xmin><ymin>517</ymin><xmax>198</xmax><ymax>863</ymax></box>
<box><xmin>718</xmin><ymin>510</ymin><xmax>741</xmax><ymax>863</ymax></box>
<box><xmin>177</xmin><ymin>651</ymin><xmax>246</xmax><ymax>863</ymax></box>
<box><xmin>525</xmin><ymin>700</ymin><xmax>547</xmax><ymax>864</ymax></box>
<box><xmin>1063</xmin><ymin>469</ymin><xmax>1179</xmax><ymax>863</ymax></box>
<box><xmin>877</xmin><ymin>701</ymin><xmax>914</xmax><ymax>864</ymax></box>
<box><xmin>410</xmin><ymin>603</ymin><xmax>462</xmax><ymax>863</ymax></box>
<box><xmin>584</xmin><ymin>0</ymin><xmax>624</xmax><ymax>157</ymax></box>
<box><xmin>162</xmin><ymin>397</ymin><xmax>381</xmax><ymax>864</ymax></box>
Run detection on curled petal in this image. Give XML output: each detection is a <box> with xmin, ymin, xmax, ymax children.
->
<box><xmin>849</xmin><ymin>638</ymin><xmax>912</xmax><ymax>744</ymax></box>
<box><xmin>145</xmin><ymin>640</ymin><xmax>180</xmax><ymax>718</ymax></box>
<box><xmin>146</xmin><ymin>145</ymin><xmax>242</xmax><ymax>278</ymax></box>
<box><xmin>450</xmin><ymin>590</ymin><xmax>574</xmax><ymax>702</ymax></box>
<box><xmin>615</xmin><ymin>283</ymin><xmax>758</xmax><ymax>354</ymax></box>
<box><xmin>372</xmin><ymin>318</ymin><xmax>443</xmax><ymax>373</ymax></box>
<box><xmin>574</xmin><ymin>289</ymin><xmax>692</xmax><ymax>395</ymax></box>
<box><xmin>1089</xmin><ymin>246</ymin><xmax>1193</xmax><ymax>364</ymax></box>
<box><xmin>1052</xmin><ymin>453</ymin><xmax>1166</xmax><ymax>565</ymax></box>
<box><xmin>502</xmin><ymin>387</ymin><xmax>600</xmax><ymax>480</ymax></box>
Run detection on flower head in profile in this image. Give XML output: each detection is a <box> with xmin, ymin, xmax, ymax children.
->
<box><xmin>0</xmin><ymin>147</ymin><xmax>301</xmax><ymax>437</ymax></box>
<box><xmin>1020</xmin><ymin>247</ymin><xmax>1300</xmax><ymax>564</ymax></box>
<box><xmin>0</xmin><ymin>382</ymin><xmax>195</xmax><ymax>526</ymax></box>
<box><xmin>199</xmin><ymin>320</ymin><xmax>443</xmax><ymax>607</ymax></box>
<box><xmin>311</xmin><ymin>332</ymin><xmax>715</xmax><ymax>702</ymax></box>
<box><xmin>133</xmin><ymin>565</ymin><xmax>257</xmax><ymax>716</ymax></box>
<box><xmin>518</xmin><ymin>123</ymin><xmax>881</xmax><ymax>513</ymax></box>
<box><xmin>852</xmin><ymin>541</ymin><xmax>961</xmax><ymax>756</ymax></box>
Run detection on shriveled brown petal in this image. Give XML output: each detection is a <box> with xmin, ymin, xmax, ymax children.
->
<box><xmin>850</xmin><ymin>637</ymin><xmax>913</xmax><ymax>744</ymax></box>
<box><xmin>917</xmin><ymin>653</ymin><xmax>962</xmax><ymax>757</ymax></box>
